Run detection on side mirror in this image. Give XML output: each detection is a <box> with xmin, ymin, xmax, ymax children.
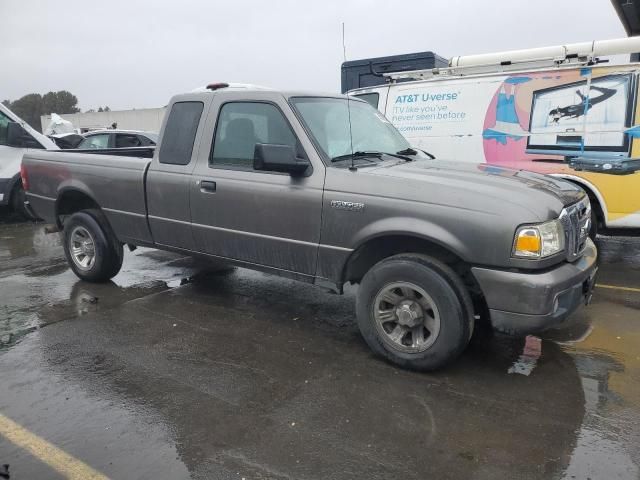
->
<box><xmin>253</xmin><ymin>143</ymin><xmax>310</xmax><ymax>176</ymax></box>
<box><xmin>7</xmin><ymin>122</ymin><xmax>40</xmax><ymax>149</ymax></box>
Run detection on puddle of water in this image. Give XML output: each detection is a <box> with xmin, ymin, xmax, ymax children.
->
<box><xmin>0</xmin><ymin>224</ymin><xmax>202</xmax><ymax>347</ymax></box>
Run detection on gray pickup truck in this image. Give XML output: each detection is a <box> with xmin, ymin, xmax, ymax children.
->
<box><xmin>21</xmin><ymin>84</ymin><xmax>597</xmax><ymax>370</ymax></box>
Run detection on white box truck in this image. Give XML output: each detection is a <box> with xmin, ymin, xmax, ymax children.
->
<box><xmin>347</xmin><ymin>37</ymin><xmax>640</xmax><ymax>236</ymax></box>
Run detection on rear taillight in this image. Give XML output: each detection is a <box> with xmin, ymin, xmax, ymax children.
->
<box><xmin>20</xmin><ymin>163</ymin><xmax>29</xmax><ymax>191</ymax></box>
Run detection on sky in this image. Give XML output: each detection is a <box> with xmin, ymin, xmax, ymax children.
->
<box><xmin>0</xmin><ymin>0</ymin><xmax>627</xmax><ymax>111</ymax></box>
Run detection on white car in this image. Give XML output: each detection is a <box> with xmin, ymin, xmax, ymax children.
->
<box><xmin>0</xmin><ymin>102</ymin><xmax>57</xmax><ymax>217</ymax></box>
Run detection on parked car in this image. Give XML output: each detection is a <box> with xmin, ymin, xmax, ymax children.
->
<box><xmin>20</xmin><ymin>84</ymin><xmax>597</xmax><ymax>370</ymax></box>
<box><xmin>0</xmin><ymin>102</ymin><xmax>57</xmax><ymax>218</ymax></box>
<box><xmin>77</xmin><ymin>130</ymin><xmax>158</xmax><ymax>149</ymax></box>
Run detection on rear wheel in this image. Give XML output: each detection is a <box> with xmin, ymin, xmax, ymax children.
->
<box><xmin>63</xmin><ymin>209</ymin><xmax>123</xmax><ymax>282</ymax></box>
<box><xmin>356</xmin><ymin>254</ymin><xmax>473</xmax><ymax>371</ymax></box>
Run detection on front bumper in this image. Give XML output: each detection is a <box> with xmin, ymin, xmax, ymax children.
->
<box><xmin>472</xmin><ymin>239</ymin><xmax>598</xmax><ymax>335</ymax></box>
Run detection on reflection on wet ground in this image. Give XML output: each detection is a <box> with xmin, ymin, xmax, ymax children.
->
<box><xmin>0</xmin><ymin>219</ymin><xmax>639</xmax><ymax>479</ymax></box>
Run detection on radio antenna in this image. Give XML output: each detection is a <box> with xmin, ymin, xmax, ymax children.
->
<box><xmin>342</xmin><ymin>22</ymin><xmax>356</xmax><ymax>172</ymax></box>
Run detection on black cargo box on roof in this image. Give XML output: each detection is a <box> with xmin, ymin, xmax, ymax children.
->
<box><xmin>341</xmin><ymin>51</ymin><xmax>447</xmax><ymax>93</ymax></box>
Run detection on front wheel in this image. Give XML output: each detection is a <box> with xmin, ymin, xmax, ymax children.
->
<box><xmin>356</xmin><ymin>254</ymin><xmax>473</xmax><ymax>371</ymax></box>
<box><xmin>63</xmin><ymin>210</ymin><xmax>123</xmax><ymax>282</ymax></box>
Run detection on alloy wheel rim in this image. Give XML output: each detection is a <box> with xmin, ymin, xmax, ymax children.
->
<box><xmin>373</xmin><ymin>281</ymin><xmax>441</xmax><ymax>353</ymax></box>
<box><xmin>70</xmin><ymin>226</ymin><xmax>96</xmax><ymax>271</ymax></box>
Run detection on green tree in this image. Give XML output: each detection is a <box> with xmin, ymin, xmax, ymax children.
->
<box><xmin>4</xmin><ymin>91</ymin><xmax>80</xmax><ymax>132</ymax></box>
<box><xmin>7</xmin><ymin>93</ymin><xmax>43</xmax><ymax>131</ymax></box>
<box><xmin>42</xmin><ymin>91</ymin><xmax>80</xmax><ymax>116</ymax></box>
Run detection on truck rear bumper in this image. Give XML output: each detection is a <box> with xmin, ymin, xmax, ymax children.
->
<box><xmin>471</xmin><ymin>239</ymin><xmax>598</xmax><ymax>335</ymax></box>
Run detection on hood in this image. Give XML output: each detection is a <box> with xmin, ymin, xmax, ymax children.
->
<box><xmin>366</xmin><ymin>159</ymin><xmax>584</xmax><ymax>219</ymax></box>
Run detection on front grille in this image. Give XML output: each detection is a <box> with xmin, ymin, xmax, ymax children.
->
<box><xmin>559</xmin><ymin>196</ymin><xmax>591</xmax><ymax>262</ymax></box>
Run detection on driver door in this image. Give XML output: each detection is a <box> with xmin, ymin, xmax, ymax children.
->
<box><xmin>190</xmin><ymin>93</ymin><xmax>325</xmax><ymax>277</ymax></box>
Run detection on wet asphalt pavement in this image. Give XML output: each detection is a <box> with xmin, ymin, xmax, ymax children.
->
<box><xmin>0</xmin><ymin>212</ymin><xmax>639</xmax><ymax>479</ymax></box>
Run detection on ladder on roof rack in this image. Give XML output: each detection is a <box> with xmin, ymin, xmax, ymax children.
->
<box><xmin>385</xmin><ymin>36</ymin><xmax>640</xmax><ymax>81</ymax></box>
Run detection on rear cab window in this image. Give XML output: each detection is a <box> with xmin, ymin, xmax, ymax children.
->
<box><xmin>159</xmin><ymin>101</ymin><xmax>204</xmax><ymax>165</ymax></box>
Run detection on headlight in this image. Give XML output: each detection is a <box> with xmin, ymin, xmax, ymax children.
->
<box><xmin>512</xmin><ymin>219</ymin><xmax>564</xmax><ymax>259</ymax></box>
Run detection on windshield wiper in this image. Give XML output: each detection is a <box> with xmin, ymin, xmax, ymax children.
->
<box><xmin>397</xmin><ymin>147</ymin><xmax>436</xmax><ymax>159</ymax></box>
<box><xmin>388</xmin><ymin>150</ymin><xmax>415</xmax><ymax>162</ymax></box>
<box><xmin>396</xmin><ymin>147</ymin><xmax>418</xmax><ymax>156</ymax></box>
<box><xmin>331</xmin><ymin>151</ymin><xmax>383</xmax><ymax>163</ymax></box>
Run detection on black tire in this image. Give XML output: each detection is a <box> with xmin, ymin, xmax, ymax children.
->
<box><xmin>356</xmin><ymin>254</ymin><xmax>474</xmax><ymax>371</ymax></box>
<box><xmin>62</xmin><ymin>209</ymin><xmax>123</xmax><ymax>282</ymax></box>
<box><xmin>10</xmin><ymin>182</ymin><xmax>37</xmax><ymax>220</ymax></box>
<box><xmin>583</xmin><ymin>192</ymin><xmax>604</xmax><ymax>240</ymax></box>
<box><xmin>589</xmin><ymin>205</ymin><xmax>599</xmax><ymax>241</ymax></box>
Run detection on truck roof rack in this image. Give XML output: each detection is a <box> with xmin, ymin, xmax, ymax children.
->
<box><xmin>385</xmin><ymin>36</ymin><xmax>640</xmax><ymax>81</ymax></box>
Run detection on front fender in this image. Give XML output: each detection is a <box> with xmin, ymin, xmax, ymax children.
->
<box><xmin>316</xmin><ymin>214</ymin><xmax>474</xmax><ymax>285</ymax></box>
<box><xmin>349</xmin><ymin>216</ymin><xmax>472</xmax><ymax>261</ymax></box>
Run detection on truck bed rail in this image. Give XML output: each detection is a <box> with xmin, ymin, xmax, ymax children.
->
<box><xmin>55</xmin><ymin>146</ymin><xmax>155</xmax><ymax>159</ymax></box>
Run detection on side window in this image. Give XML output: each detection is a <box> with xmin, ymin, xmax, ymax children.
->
<box><xmin>355</xmin><ymin>93</ymin><xmax>380</xmax><ymax>109</ymax></box>
<box><xmin>139</xmin><ymin>134</ymin><xmax>157</xmax><ymax>146</ymax></box>
<box><xmin>115</xmin><ymin>133</ymin><xmax>142</xmax><ymax>148</ymax></box>
<box><xmin>159</xmin><ymin>101</ymin><xmax>204</xmax><ymax>165</ymax></box>
<box><xmin>210</xmin><ymin>102</ymin><xmax>297</xmax><ymax>170</ymax></box>
<box><xmin>0</xmin><ymin>110</ymin><xmax>10</xmax><ymax>145</ymax></box>
<box><xmin>78</xmin><ymin>133</ymin><xmax>110</xmax><ymax>149</ymax></box>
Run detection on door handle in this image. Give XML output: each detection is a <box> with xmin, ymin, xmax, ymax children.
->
<box><xmin>200</xmin><ymin>180</ymin><xmax>216</xmax><ymax>193</ymax></box>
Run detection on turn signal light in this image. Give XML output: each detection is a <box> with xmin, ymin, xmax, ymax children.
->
<box><xmin>512</xmin><ymin>220</ymin><xmax>564</xmax><ymax>259</ymax></box>
<box><xmin>514</xmin><ymin>228</ymin><xmax>541</xmax><ymax>257</ymax></box>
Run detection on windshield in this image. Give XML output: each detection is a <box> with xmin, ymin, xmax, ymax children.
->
<box><xmin>290</xmin><ymin>97</ymin><xmax>411</xmax><ymax>161</ymax></box>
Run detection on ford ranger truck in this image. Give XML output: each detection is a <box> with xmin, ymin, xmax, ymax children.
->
<box><xmin>21</xmin><ymin>84</ymin><xmax>598</xmax><ymax>371</ymax></box>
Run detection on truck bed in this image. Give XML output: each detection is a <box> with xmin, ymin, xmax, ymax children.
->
<box><xmin>22</xmin><ymin>150</ymin><xmax>153</xmax><ymax>245</ymax></box>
